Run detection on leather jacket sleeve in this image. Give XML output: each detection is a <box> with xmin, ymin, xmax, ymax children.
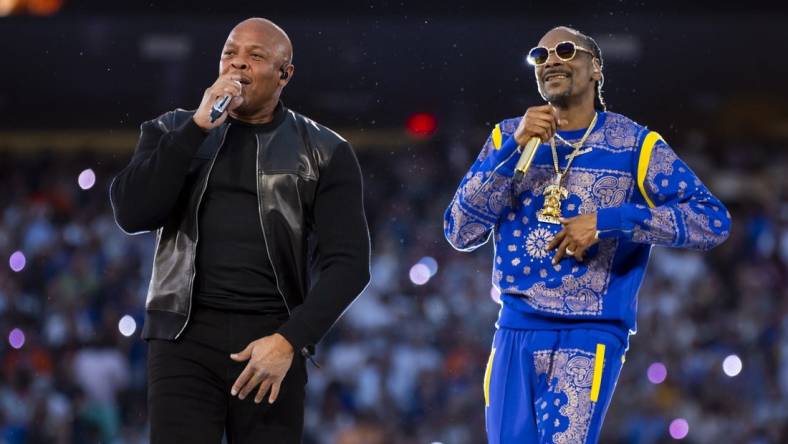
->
<box><xmin>110</xmin><ymin>114</ymin><xmax>207</xmax><ymax>234</ymax></box>
<box><xmin>277</xmin><ymin>141</ymin><xmax>371</xmax><ymax>352</ymax></box>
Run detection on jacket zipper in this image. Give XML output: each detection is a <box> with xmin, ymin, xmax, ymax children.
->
<box><xmin>174</xmin><ymin>123</ymin><xmax>231</xmax><ymax>340</ymax></box>
<box><xmin>255</xmin><ymin>134</ymin><xmax>316</xmax><ymax>363</ymax></box>
<box><xmin>255</xmin><ymin>133</ymin><xmax>292</xmax><ymax>316</ymax></box>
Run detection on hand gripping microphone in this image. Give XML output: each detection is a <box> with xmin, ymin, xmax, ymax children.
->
<box><xmin>209</xmin><ymin>77</ymin><xmax>247</xmax><ymax>123</ymax></box>
<box><xmin>513</xmin><ymin>137</ymin><xmax>542</xmax><ymax>181</ymax></box>
<box><xmin>209</xmin><ymin>95</ymin><xmax>232</xmax><ymax>123</ymax></box>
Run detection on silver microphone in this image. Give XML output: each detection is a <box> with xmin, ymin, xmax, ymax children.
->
<box><xmin>209</xmin><ymin>95</ymin><xmax>232</xmax><ymax>123</ymax></box>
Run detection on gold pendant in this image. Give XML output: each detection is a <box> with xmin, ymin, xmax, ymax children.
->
<box><xmin>537</xmin><ymin>180</ymin><xmax>568</xmax><ymax>224</ymax></box>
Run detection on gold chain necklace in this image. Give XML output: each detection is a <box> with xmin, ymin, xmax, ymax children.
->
<box><xmin>536</xmin><ymin>112</ymin><xmax>598</xmax><ymax>224</ymax></box>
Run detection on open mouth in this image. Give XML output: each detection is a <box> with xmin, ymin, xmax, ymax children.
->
<box><xmin>238</xmin><ymin>78</ymin><xmax>252</xmax><ymax>85</ymax></box>
<box><xmin>544</xmin><ymin>73</ymin><xmax>570</xmax><ymax>82</ymax></box>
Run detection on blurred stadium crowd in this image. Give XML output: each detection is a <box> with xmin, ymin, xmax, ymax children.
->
<box><xmin>0</xmin><ymin>122</ymin><xmax>785</xmax><ymax>444</ymax></box>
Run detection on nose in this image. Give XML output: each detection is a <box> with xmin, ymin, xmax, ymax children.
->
<box><xmin>543</xmin><ymin>49</ymin><xmax>565</xmax><ymax>67</ymax></box>
<box><xmin>231</xmin><ymin>59</ymin><xmax>248</xmax><ymax>70</ymax></box>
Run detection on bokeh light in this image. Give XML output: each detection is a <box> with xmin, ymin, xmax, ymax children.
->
<box><xmin>78</xmin><ymin>168</ymin><xmax>96</xmax><ymax>190</ymax></box>
<box><xmin>8</xmin><ymin>328</ymin><xmax>25</xmax><ymax>349</ymax></box>
<box><xmin>646</xmin><ymin>362</ymin><xmax>667</xmax><ymax>384</ymax></box>
<box><xmin>669</xmin><ymin>418</ymin><xmax>689</xmax><ymax>439</ymax></box>
<box><xmin>0</xmin><ymin>0</ymin><xmax>23</xmax><ymax>16</ymax></box>
<box><xmin>9</xmin><ymin>251</ymin><xmax>26</xmax><ymax>272</ymax></box>
<box><xmin>722</xmin><ymin>354</ymin><xmax>743</xmax><ymax>377</ymax></box>
<box><xmin>418</xmin><ymin>256</ymin><xmax>438</xmax><ymax>277</ymax></box>
<box><xmin>406</xmin><ymin>112</ymin><xmax>438</xmax><ymax>138</ymax></box>
<box><xmin>409</xmin><ymin>263</ymin><xmax>431</xmax><ymax>285</ymax></box>
<box><xmin>118</xmin><ymin>315</ymin><xmax>137</xmax><ymax>337</ymax></box>
<box><xmin>27</xmin><ymin>0</ymin><xmax>64</xmax><ymax>16</ymax></box>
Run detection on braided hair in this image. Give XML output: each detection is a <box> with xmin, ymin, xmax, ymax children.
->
<box><xmin>553</xmin><ymin>26</ymin><xmax>607</xmax><ymax>112</ymax></box>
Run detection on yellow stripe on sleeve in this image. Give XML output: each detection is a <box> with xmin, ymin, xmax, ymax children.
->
<box><xmin>492</xmin><ymin>124</ymin><xmax>503</xmax><ymax>150</ymax></box>
<box><xmin>484</xmin><ymin>347</ymin><xmax>496</xmax><ymax>407</ymax></box>
<box><xmin>636</xmin><ymin>131</ymin><xmax>663</xmax><ymax>209</ymax></box>
<box><xmin>590</xmin><ymin>343</ymin><xmax>606</xmax><ymax>402</ymax></box>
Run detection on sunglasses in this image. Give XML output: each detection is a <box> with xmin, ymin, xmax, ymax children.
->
<box><xmin>527</xmin><ymin>41</ymin><xmax>594</xmax><ymax>66</ymax></box>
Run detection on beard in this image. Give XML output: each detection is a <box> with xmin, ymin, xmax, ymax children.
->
<box><xmin>541</xmin><ymin>84</ymin><xmax>572</xmax><ymax>108</ymax></box>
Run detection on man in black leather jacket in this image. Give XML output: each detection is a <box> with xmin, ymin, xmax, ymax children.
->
<box><xmin>109</xmin><ymin>17</ymin><xmax>370</xmax><ymax>443</ymax></box>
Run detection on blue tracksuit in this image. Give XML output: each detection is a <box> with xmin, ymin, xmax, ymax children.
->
<box><xmin>444</xmin><ymin>111</ymin><xmax>730</xmax><ymax>443</ymax></box>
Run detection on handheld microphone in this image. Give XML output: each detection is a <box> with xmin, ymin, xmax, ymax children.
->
<box><xmin>513</xmin><ymin>137</ymin><xmax>542</xmax><ymax>181</ymax></box>
<box><xmin>209</xmin><ymin>95</ymin><xmax>232</xmax><ymax>123</ymax></box>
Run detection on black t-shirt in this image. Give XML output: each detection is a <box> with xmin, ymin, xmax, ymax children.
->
<box><xmin>111</xmin><ymin>102</ymin><xmax>370</xmax><ymax>351</ymax></box>
<box><xmin>194</xmin><ymin>105</ymin><xmax>287</xmax><ymax>315</ymax></box>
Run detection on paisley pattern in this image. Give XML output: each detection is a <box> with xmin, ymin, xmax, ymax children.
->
<box><xmin>444</xmin><ymin>111</ymin><xmax>730</xmax><ymax>325</ymax></box>
<box><xmin>499</xmin><ymin>163</ymin><xmax>633</xmax><ymax>316</ymax></box>
<box><xmin>631</xmin><ymin>208</ymin><xmax>677</xmax><ymax>245</ymax></box>
<box><xmin>573</xmin><ymin>112</ymin><xmax>643</xmax><ymax>154</ymax></box>
<box><xmin>513</xmin><ymin>166</ymin><xmax>632</xmax><ymax>216</ymax></box>
<box><xmin>625</xmin><ymin>139</ymin><xmax>730</xmax><ymax>250</ymax></box>
<box><xmin>444</xmin><ymin>118</ymin><xmax>521</xmax><ymax>250</ymax></box>
<box><xmin>533</xmin><ymin>349</ymin><xmax>598</xmax><ymax>444</ymax></box>
<box><xmin>504</xmin><ymin>239</ymin><xmax>617</xmax><ymax>316</ymax></box>
<box><xmin>592</xmin><ymin>175</ymin><xmax>629</xmax><ymax>207</ymax></box>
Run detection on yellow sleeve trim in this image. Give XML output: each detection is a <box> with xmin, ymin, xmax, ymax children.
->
<box><xmin>492</xmin><ymin>124</ymin><xmax>503</xmax><ymax>150</ymax></box>
<box><xmin>637</xmin><ymin>131</ymin><xmax>663</xmax><ymax>209</ymax></box>
<box><xmin>483</xmin><ymin>347</ymin><xmax>496</xmax><ymax>407</ymax></box>
<box><xmin>589</xmin><ymin>343</ymin><xmax>606</xmax><ymax>402</ymax></box>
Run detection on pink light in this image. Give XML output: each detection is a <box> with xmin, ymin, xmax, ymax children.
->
<box><xmin>118</xmin><ymin>315</ymin><xmax>137</xmax><ymax>337</ymax></box>
<box><xmin>9</xmin><ymin>251</ymin><xmax>25</xmax><ymax>272</ymax></box>
<box><xmin>8</xmin><ymin>328</ymin><xmax>25</xmax><ymax>349</ymax></box>
<box><xmin>78</xmin><ymin>169</ymin><xmax>96</xmax><ymax>190</ymax></box>
<box><xmin>409</xmin><ymin>263</ymin><xmax>431</xmax><ymax>285</ymax></box>
<box><xmin>647</xmin><ymin>362</ymin><xmax>667</xmax><ymax>384</ymax></box>
<box><xmin>669</xmin><ymin>418</ymin><xmax>689</xmax><ymax>439</ymax></box>
<box><xmin>722</xmin><ymin>354</ymin><xmax>743</xmax><ymax>377</ymax></box>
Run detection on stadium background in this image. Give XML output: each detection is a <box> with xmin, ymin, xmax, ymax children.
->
<box><xmin>1</xmin><ymin>1</ymin><xmax>787</xmax><ymax>443</ymax></box>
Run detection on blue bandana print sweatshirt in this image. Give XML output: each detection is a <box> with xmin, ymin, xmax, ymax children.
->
<box><xmin>444</xmin><ymin>112</ymin><xmax>731</xmax><ymax>344</ymax></box>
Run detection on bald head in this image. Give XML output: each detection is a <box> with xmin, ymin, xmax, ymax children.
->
<box><xmin>219</xmin><ymin>17</ymin><xmax>295</xmax><ymax>120</ymax></box>
<box><xmin>229</xmin><ymin>17</ymin><xmax>293</xmax><ymax>65</ymax></box>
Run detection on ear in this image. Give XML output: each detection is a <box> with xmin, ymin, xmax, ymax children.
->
<box><xmin>591</xmin><ymin>58</ymin><xmax>602</xmax><ymax>81</ymax></box>
<box><xmin>279</xmin><ymin>64</ymin><xmax>294</xmax><ymax>86</ymax></box>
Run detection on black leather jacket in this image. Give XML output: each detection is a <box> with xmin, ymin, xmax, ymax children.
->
<box><xmin>110</xmin><ymin>106</ymin><xmax>370</xmax><ymax>352</ymax></box>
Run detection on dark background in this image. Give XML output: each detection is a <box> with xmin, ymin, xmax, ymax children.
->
<box><xmin>2</xmin><ymin>1</ymin><xmax>787</xmax><ymax>137</ymax></box>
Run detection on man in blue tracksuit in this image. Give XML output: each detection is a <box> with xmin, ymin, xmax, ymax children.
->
<box><xmin>444</xmin><ymin>26</ymin><xmax>730</xmax><ymax>443</ymax></box>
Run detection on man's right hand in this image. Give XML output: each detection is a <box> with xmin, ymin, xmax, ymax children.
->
<box><xmin>192</xmin><ymin>74</ymin><xmax>245</xmax><ymax>131</ymax></box>
<box><xmin>513</xmin><ymin>105</ymin><xmax>567</xmax><ymax>146</ymax></box>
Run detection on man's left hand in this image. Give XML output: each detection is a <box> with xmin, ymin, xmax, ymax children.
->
<box><xmin>547</xmin><ymin>213</ymin><xmax>599</xmax><ymax>264</ymax></box>
<box><xmin>230</xmin><ymin>333</ymin><xmax>294</xmax><ymax>404</ymax></box>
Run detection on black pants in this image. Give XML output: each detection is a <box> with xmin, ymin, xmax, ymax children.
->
<box><xmin>147</xmin><ymin>306</ymin><xmax>307</xmax><ymax>444</ymax></box>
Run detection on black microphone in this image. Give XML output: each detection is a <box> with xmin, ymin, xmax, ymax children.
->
<box><xmin>209</xmin><ymin>95</ymin><xmax>232</xmax><ymax>123</ymax></box>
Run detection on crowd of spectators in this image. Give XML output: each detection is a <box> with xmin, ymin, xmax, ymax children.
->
<box><xmin>0</xmin><ymin>122</ymin><xmax>785</xmax><ymax>443</ymax></box>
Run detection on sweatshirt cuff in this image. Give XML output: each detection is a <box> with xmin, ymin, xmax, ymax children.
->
<box><xmin>169</xmin><ymin>117</ymin><xmax>209</xmax><ymax>156</ymax></box>
<box><xmin>276</xmin><ymin>317</ymin><xmax>314</xmax><ymax>355</ymax></box>
<box><xmin>596</xmin><ymin>207</ymin><xmax>624</xmax><ymax>239</ymax></box>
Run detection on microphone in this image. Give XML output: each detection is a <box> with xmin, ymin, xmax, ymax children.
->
<box><xmin>209</xmin><ymin>95</ymin><xmax>232</xmax><ymax>123</ymax></box>
<box><xmin>513</xmin><ymin>137</ymin><xmax>542</xmax><ymax>181</ymax></box>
